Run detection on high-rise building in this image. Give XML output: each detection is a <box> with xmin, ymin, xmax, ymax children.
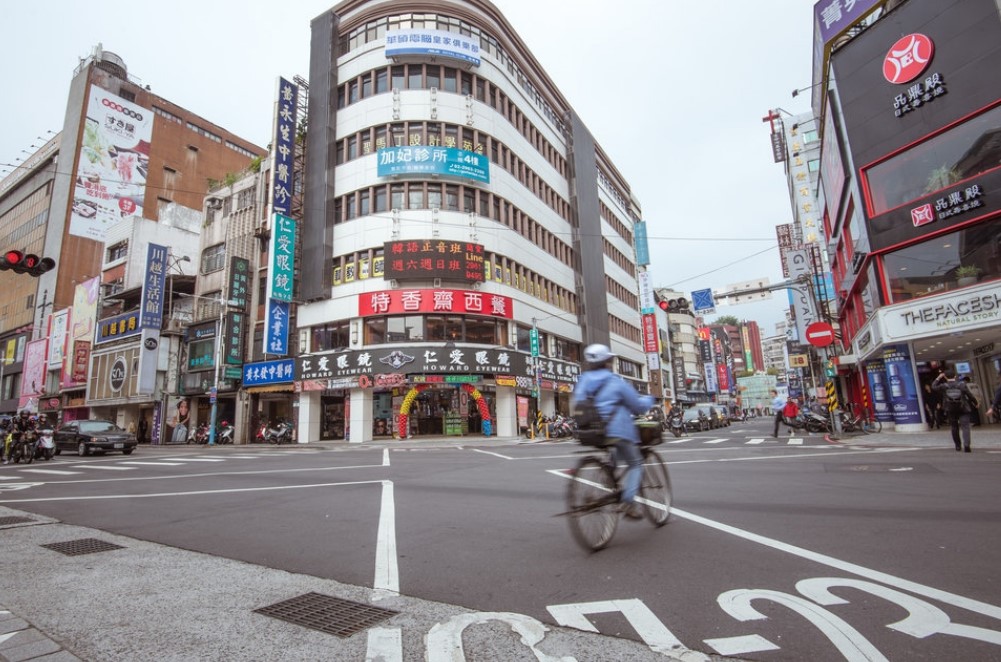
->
<box><xmin>292</xmin><ymin>0</ymin><xmax>649</xmax><ymax>440</ymax></box>
<box><xmin>0</xmin><ymin>45</ymin><xmax>264</xmax><ymax>419</ymax></box>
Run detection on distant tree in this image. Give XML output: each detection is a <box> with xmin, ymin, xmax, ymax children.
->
<box><xmin>713</xmin><ymin>315</ymin><xmax>740</xmax><ymax>326</ymax></box>
<box><xmin>766</xmin><ymin>367</ymin><xmax>781</xmax><ymax>376</ymax></box>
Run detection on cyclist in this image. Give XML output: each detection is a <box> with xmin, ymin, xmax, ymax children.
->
<box><xmin>571</xmin><ymin>343</ymin><xmax>654</xmax><ymax>520</ymax></box>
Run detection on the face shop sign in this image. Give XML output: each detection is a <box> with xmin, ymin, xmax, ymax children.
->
<box><xmin>109</xmin><ymin>357</ymin><xmax>127</xmax><ymax>393</ymax></box>
<box><xmin>884</xmin><ymin>289</ymin><xmax>1001</xmax><ymax>340</ymax></box>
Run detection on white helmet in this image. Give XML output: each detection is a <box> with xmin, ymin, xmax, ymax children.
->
<box><xmin>583</xmin><ymin>343</ymin><xmax>615</xmax><ymax>364</ymax></box>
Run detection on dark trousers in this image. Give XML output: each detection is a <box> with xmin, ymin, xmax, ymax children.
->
<box><xmin>773</xmin><ymin>412</ymin><xmax>783</xmax><ymax>437</ymax></box>
<box><xmin>949</xmin><ymin>414</ymin><xmax>972</xmax><ymax>449</ymax></box>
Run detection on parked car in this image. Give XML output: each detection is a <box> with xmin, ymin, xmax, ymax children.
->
<box><xmin>682</xmin><ymin>408</ymin><xmax>709</xmax><ymax>432</ymax></box>
<box><xmin>54</xmin><ymin>419</ymin><xmax>137</xmax><ymax>456</ymax></box>
<box><xmin>692</xmin><ymin>402</ymin><xmax>728</xmax><ymax>429</ymax></box>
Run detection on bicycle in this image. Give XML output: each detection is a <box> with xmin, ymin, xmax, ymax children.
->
<box><xmin>562</xmin><ymin>422</ymin><xmax>672</xmax><ymax>551</ymax></box>
<box><xmin>840</xmin><ymin>402</ymin><xmax>882</xmax><ymax>434</ymax></box>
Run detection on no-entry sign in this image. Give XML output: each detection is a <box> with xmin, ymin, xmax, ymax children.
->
<box><xmin>805</xmin><ymin>321</ymin><xmax>835</xmax><ymax>347</ymax></box>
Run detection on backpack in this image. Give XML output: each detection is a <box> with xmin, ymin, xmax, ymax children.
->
<box><xmin>573</xmin><ymin>377</ymin><xmax>614</xmax><ymax>446</ymax></box>
<box><xmin>943</xmin><ymin>384</ymin><xmax>966</xmax><ymax>415</ymax></box>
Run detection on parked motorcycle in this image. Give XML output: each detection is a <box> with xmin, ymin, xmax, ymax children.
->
<box><xmin>187</xmin><ymin>422</ymin><xmax>209</xmax><ymax>445</ymax></box>
<box><xmin>216</xmin><ymin>421</ymin><xmax>235</xmax><ymax>445</ymax></box>
<box><xmin>264</xmin><ymin>419</ymin><xmax>293</xmax><ymax>445</ymax></box>
<box><xmin>34</xmin><ymin>426</ymin><xmax>55</xmax><ymax>461</ymax></box>
<box><xmin>782</xmin><ymin>412</ymin><xmax>830</xmax><ymax>434</ymax></box>
<box><xmin>667</xmin><ymin>410</ymin><xmax>685</xmax><ymax>438</ymax></box>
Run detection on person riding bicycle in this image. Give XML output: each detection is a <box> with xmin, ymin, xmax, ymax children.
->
<box><xmin>571</xmin><ymin>343</ymin><xmax>654</xmax><ymax>520</ymax></box>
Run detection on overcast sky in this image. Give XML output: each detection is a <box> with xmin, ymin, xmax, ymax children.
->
<box><xmin>1</xmin><ymin>0</ymin><xmax>817</xmax><ymax>334</ymax></box>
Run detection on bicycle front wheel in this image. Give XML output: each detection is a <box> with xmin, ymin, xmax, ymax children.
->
<box><xmin>639</xmin><ymin>449</ymin><xmax>672</xmax><ymax>527</ymax></box>
<box><xmin>862</xmin><ymin>418</ymin><xmax>882</xmax><ymax>434</ymax></box>
<box><xmin>565</xmin><ymin>456</ymin><xmax>619</xmax><ymax>551</ymax></box>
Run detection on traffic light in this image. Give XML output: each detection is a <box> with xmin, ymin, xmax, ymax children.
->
<box><xmin>0</xmin><ymin>250</ymin><xmax>56</xmax><ymax>277</ymax></box>
<box><xmin>657</xmin><ymin>297</ymin><xmax>690</xmax><ymax>313</ymax></box>
<box><xmin>825</xmin><ymin>359</ymin><xmax>836</xmax><ymax>378</ymax></box>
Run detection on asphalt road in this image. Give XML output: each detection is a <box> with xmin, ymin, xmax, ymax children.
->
<box><xmin>2</xmin><ymin>420</ymin><xmax>1000</xmax><ymax>661</ymax></box>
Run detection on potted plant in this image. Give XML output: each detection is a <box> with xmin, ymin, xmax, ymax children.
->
<box><xmin>956</xmin><ymin>265</ymin><xmax>981</xmax><ymax>286</ymax></box>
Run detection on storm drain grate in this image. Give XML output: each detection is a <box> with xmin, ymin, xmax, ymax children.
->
<box><xmin>41</xmin><ymin>538</ymin><xmax>125</xmax><ymax>556</ymax></box>
<box><xmin>254</xmin><ymin>592</ymin><xmax>399</xmax><ymax>638</ymax></box>
<box><xmin>0</xmin><ymin>516</ymin><xmax>36</xmax><ymax>526</ymax></box>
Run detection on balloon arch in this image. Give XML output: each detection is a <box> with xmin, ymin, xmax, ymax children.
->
<box><xmin>396</xmin><ymin>383</ymin><xmax>493</xmax><ymax>438</ymax></box>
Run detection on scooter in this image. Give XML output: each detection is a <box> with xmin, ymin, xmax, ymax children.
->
<box><xmin>34</xmin><ymin>427</ymin><xmax>55</xmax><ymax>461</ymax></box>
<box><xmin>264</xmin><ymin>419</ymin><xmax>293</xmax><ymax>445</ymax></box>
<box><xmin>187</xmin><ymin>422</ymin><xmax>209</xmax><ymax>445</ymax></box>
<box><xmin>217</xmin><ymin>421</ymin><xmax>234</xmax><ymax>445</ymax></box>
<box><xmin>667</xmin><ymin>410</ymin><xmax>685</xmax><ymax>437</ymax></box>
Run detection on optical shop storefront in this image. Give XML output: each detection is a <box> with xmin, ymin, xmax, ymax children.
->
<box><xmin>295</xmin><ymin>345</ymin><xmax>535</xmax><ymax>442</ymax></box>
<box><xmin>853</xmin><ymin>283</ymin><xmax>1001</xmax><ymax>432</ymax></box>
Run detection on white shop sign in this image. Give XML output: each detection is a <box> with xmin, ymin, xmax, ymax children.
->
<box><xmin>880</xmin><ymin>283</ymin><xmax>1001</xmax><ymax>342</ymax></box>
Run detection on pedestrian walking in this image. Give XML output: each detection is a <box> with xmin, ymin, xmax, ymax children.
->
<box><xmin>771</xmin><ymin>389</ymin><xmax>785</xmax><ymax>438</ymax></box>
<box><xmin>933</xmin><ymin>368</ymin><xmax>979</xmax><ymax>452</ymax></box>
<box><xmin>986</xmin><ymin>371</ymin><xmax>1001</xmax><ymax>425</ymax></box>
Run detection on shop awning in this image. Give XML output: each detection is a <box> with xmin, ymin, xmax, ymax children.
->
<box><xmin>245</xmin><ymin>384</ymin><xmax>294</xmax><ymax>394</ymax></box>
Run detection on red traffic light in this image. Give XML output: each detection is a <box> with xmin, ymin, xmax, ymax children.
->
<box><xmin>658</xmin><ymin>300</ymin><xmax>669</xmax><ymax>311</ymax></box>
<box><xmin>3</xmin><ymin>249</ymin><xmax>23</xmax><ymax>265</ymax></box>
<box><xmin>0</xmin><ymin>250</ymin><xmax>55</xmax><ymax>276</ymax></box>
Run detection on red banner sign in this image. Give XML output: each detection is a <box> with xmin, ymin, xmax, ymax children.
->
<box><xmin>359</xmin><ymin>289</ymin><xmax>512</xmax><ymax>318</ymax></box>
<box><xmin>641</xmin><ymin>313</ymin><xmax>659</xmax><ymax>353</ymax></box>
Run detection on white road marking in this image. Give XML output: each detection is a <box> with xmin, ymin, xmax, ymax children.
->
<box><xmin>471</xmin><ymin>449</ymin><xmax>515</xmax><ymax>459</ymax></box>
<box><xmin>383</xmin><ymin>448</ymin><xmax>390</xmax><ymax>466</ymax></box>
<box><xmin>667</xmin><ymin>438</ymin><xmax>691</xmax><ymax>444</ymax></box>
<box><xmin>17</xmin><ymin>468</ymin><xmax>79</xmax><ymax>475</ymax></box>
<box><xmin>704</xmin><ymin>438</ymin><xmax>727</xmax><ymax>444</ymax></box>
<box><xmin>157</xmin><ymin>458</ymin><xmax>225</xmax><ymax>462</ymax></box>
<box><xmin>198</xmin><ymin>455</ymin><xmax>264</xmax><ymax>459</ymax></box>
<box><xmin>704</xmin><ymin>634</ymin><xmax>779</xmax><ymax>656</ymax></box>
<box><xmin>788</xmin><ymin>438</ymin><xmax>804</xmax><ymax>445</ymax></box>
<box><xmin>78</xmin><ymin>465</ymin><xmax>134</xmax><ymax>471</ymax></box>
<box><xmin>671</xmin><ymin>506</ymin><xmax>1001</xmax><ymax>621</ymax></box>
<box><xmin>119</xmin><ymin>461</ymin><xmax>186</xmax><ymax>466</ymax></box>
<box><xmin>746</xmin><ymin>439</ymin><xmax>765</xmax><ymax>445</ymax></box>
<box><xmin>0</xmin><ymin>479</ymin><xmax>385</xmax><ymax>503</ymax></box>
<box><xmin>372</xmin><ymin>480</ymin><xmax>399</xmax><ymax>601</ymax></box>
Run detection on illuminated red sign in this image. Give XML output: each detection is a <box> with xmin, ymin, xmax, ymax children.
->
<box><xmin>384</xmin><ymin>240</ymin><xmax>484</xmax><ymax>283</ymax></box>
<box><xmin>641</xmin><ymin>313</ymin><xmax>659</xmax><ymax>353</ymax></box>
<box><xmin>359</xmin><ymin>289</ymin><xmax>513</xmax><ymax>318</ymax></box>
<box><xmin>883</xmin><ymin>33</ymin><xmax>933</xmax><ymax>84</ymax></box>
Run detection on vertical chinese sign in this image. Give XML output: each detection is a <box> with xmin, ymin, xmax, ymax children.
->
<box><xmin>138</xmin><ymin>243</ymin><xmax>168</xmax><ymax>394</ymax></box>
<box><xmin>264</xmin><ymin>214</ymin><xmax>295</xmax><ymax>355</ymax></box>
<box><xmin>262</xmin><ymin>77</ymin><xmax>299</xmax><ymax>357</ymax></box>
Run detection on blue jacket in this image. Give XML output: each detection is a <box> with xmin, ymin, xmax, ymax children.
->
<box><xmin>572</xmin><ymin>368</ymin><xmax>654</xmax><ymax>443</ymax></box>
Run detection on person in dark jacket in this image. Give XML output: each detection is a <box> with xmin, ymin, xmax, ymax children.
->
<box><xmin>933</xmin><ymin>369</ymin><xmax>978</xmax><ymax>452</ymax></box>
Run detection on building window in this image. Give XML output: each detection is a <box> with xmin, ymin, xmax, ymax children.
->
<box><xmin>107</xmin><ymin>241</ymin><xmax>128</xmax><ymax>262</ymax></box>
<box><xmin>863</xmin><ymin>102</ymin><xmax>1001</xmax><ymax>216</ymax></box>
<box><xmin>882</xmin><ymin>217</ymin><xmax>1001</xmax><ymax>303</ymax></box>
<box><xmin>201</xmin><ymin>243</ymin><xmax>226</xmax><ymax>274</ymax></box>
<box><xmin>312</xmin><ymin>321</ymin><xmax>351</xmax><ymax>351</ymax></box>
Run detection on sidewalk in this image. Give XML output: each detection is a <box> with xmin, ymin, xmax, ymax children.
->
<box><xmin>829</xmin><ymin>422</ymin><xmax>1001</xmax><ymax>450</ymax></box>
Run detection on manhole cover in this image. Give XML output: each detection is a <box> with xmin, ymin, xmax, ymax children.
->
<box><xmin>41</xmin><ymin>538</ymin><xmax>126</xmax><ymax>556</ymax></box>
<box><xmin>0</xmin><ymin>516</ymin><xmax>35</xmax><ymax>526</ymax></box>
<box><xmin>254</xmin><ymin>592</ymin><xmax>398</xmax><ymax>638</ymax></box>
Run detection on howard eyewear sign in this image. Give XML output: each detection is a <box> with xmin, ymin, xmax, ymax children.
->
<box><xmin>297</xmin><ymin>346</ymin><xmax>532</xmax><ymax>381</ymax></box>
<box><xmin>384</xmin><ymin>240</ymin><xmax>484</xmax><ymax>283</ymax></box>
<box><xmin>243</xmin><ymin>358</ymin><xmax>294</xmax><ymax>386</ymax></box>
<box><xmin>533</xmin><ymin>356</ymin><xmax>581</xmax><ymax>385</ymax></box>
<box><xmin>377</xmin><ymin>146</ymin><xmax>489</xmax><ymax>183</ymax></box>
<box><xmin>359</xmin><ymin>289</ymin><xmax>512</xmax><ymax>318</ymax></box>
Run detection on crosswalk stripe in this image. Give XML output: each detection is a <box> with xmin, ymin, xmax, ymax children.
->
<box><xmin>78</xmin><ymin>465</ymin><xmax>134</xmax><ymax>471</ymax></box>
<box><xmin>158</xmin><ymin>458</ymin><xmax>226</xmax><ymax>462</ymax></box>
<box><xmin>787</xmin><ymin>438</ymin><xmax>804</xmax><ymax>445</ymax></box>
<box><xmin>667</xmin><ymin>439</ymin><xmax>690</xmax><ymax>444</ymax></box>
<box><xmin>746</xmin><ymin>438</ymin><xmax>765</xmax><ymax>445</ymax></box>
<box><xmin>18</xmin><ymin>468</ymin><xmax>79</xmax><ymax>475</ymax></box>
<box><xmin>119</xmin><ymin>461</ymin><xmax>185</xmax><ymax>466</ymax></box>
<box><xmin>704</xmin><ymin>438</ymin><xmax>727</xmax><ymax>444</ymax></box>
<box><xmin>200</xmin><ymin>454</ymin><xmax>264</xmax><ymax>459</ymax></box>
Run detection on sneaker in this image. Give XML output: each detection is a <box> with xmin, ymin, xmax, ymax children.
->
<box><xmin>619</xmin><ymin>502</ymin><xmax>643</xmax><ymax>520</ymax></box>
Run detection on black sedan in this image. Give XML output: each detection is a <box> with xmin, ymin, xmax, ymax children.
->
<box><xmin>682</xmin><ymin>408</ymin><xmax>709</xmax><ymax>432</ymax></box>
<box><xmin>54</xmin><ymin>419</ymin><xmax>137</xmax><ymax>456</ymax></box>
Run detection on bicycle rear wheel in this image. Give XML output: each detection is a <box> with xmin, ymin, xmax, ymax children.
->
<box><xmin>565</xmin><ymin>456</ymin><xmax>619</xmax><ymax>551</ymax></box>
<box><xmin>862</xmin><ymin>418</ymin><xmax>882</xmax><ymax>434</ymax></box>
<box><xmin>639</xmin><ymin>449</ymin><xmax>672</xmax><ymax>527</ymax></box>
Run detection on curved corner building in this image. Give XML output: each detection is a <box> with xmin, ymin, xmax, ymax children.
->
<box><xmin>294</xmin><ymin>0</ymin><xmax>648</xmax><ymax>441</ymax></box>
